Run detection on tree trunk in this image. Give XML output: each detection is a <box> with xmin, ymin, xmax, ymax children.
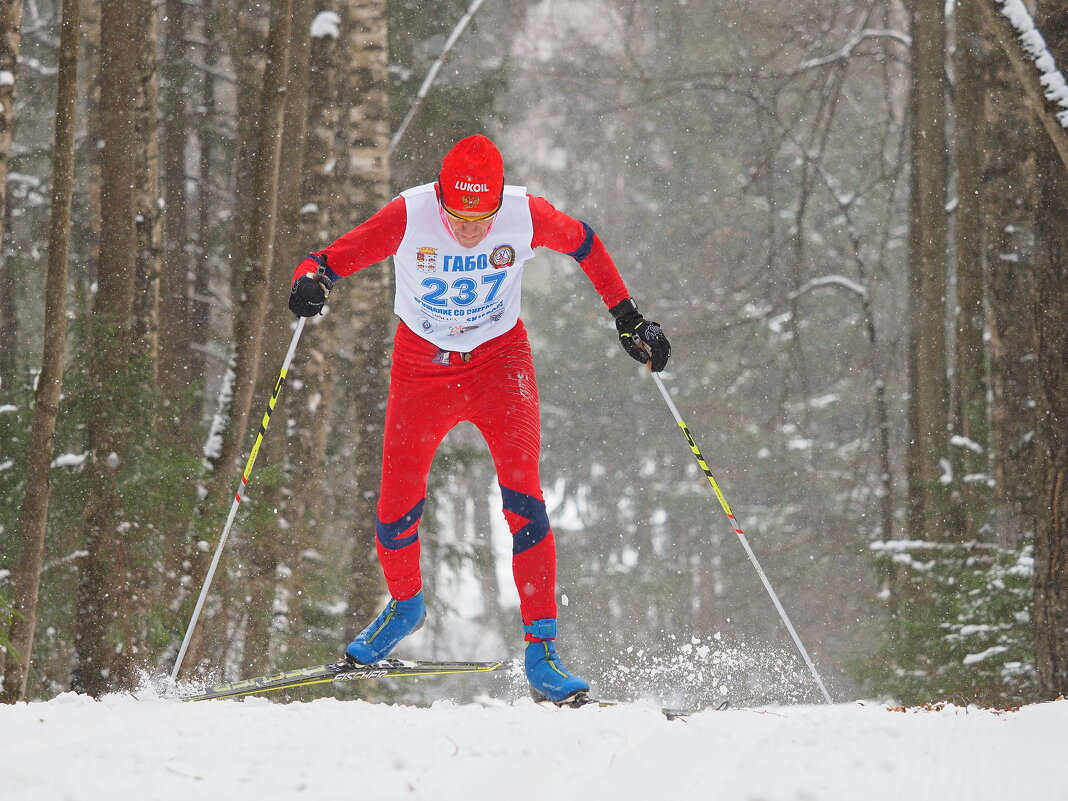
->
<box><xmin>73</xmin><ymin>0</ymin><xmax>102</xmax><ymax>310</ymax></box>
<box><xmin>336</xmin><ymin>0</ymin><xmax>393</xmax><ymax>631</ymax></box>
<box><xmin>190</xmin><ymin>0</ymin><xmax>220</xmax><ymax>408</ymax></box>
<box><xmin>905</xmin><ymin>0</ymin><xmax>953</xmax><ymax>542</ymax></box>
<box><xmin>0</xmin><ymin>0</ymin><xmax>79</xmax><ymax>704</ymax></box>
<box><xmin>158</xmin><ymin>0</ymin><xmax>193</xmax><ymax>405</ymax></box>
<box><xmin>0</xmin><ymin>0</ymin><xmax>23</xmax><ymax>384</ymax></box>
<box><xmin>1031</xmin><ymin>0</ymin><xmax>1068</xmax><ymax>699</ymax></box>
<box><xmin>72</xmin><ymin>0</ymin><xmax>142</xmax><ymax>697</ymax></box>
<box><xmin>294</xmin><ymin>10</ymin><xmax>343</xmax><ymax>519</ymax></box>
<box><xmin>982</xmin><ymin>14</ymin><xmax>1040</xmax><ymax>548</ymax></box>
<box><xmin>1032</xmin><ymin>138</ymin><xmax>1068</xmax><ymax>695</ymax></box>
<box><xmin>951</xmin><ymin>0</ymin><xmax>991</xmax><ymax>539</ymax></box>
<box><xmin>167</xmin><ymin>0</ymin><xmax>220</xmax><ymax>665</ymax></box>
<box><xmin>131</xmin><ymin>0</ymin><xmax>162</xmax><ymax>380</ymax></box>
<box><xmin>282</xmin><ymin>12</ymin><xmax>343</xmax><ymax>651</ymax></box>
<box><xmin>243</xmin><ymin>0</ymin><xmax>314</xmax><ymax>675</ymax></box>
<box><xmin>205</xmin><ymin>0</ymin><xmax>294</xmax><ymax>487</ymax></box>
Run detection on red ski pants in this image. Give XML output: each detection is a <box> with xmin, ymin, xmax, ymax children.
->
<box><xmin>374</xmin><ymin>320</ymin><xmax>557</xmax><ymax>628</ymax></box>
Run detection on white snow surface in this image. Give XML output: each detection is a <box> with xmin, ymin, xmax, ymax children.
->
<box><xmin>1</xmin><ymin>690</ymin><xmax>1065</xmax><ymax>801</ymax></box>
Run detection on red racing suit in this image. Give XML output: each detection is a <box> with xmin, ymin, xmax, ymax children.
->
<box><xmin>292</xmin><ymin>184</ymin><xmax>630</xmax><ymax>634</ymax></box>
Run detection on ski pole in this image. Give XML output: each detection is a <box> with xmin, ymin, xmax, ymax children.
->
<box><xmin>171</xmin><ymin>315</ymin><xmax>309</xmax><ymax>682</ymax></box>
<box><xmin>650</xmin><ymin>371</ymin><xmax>834</xmax><ymax>704</ymax></box>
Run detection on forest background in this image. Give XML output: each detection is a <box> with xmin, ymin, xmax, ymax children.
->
<box><xmin>0</xmin><ymin>0</ymin><xmax>1066</xmax><ymax>707</ymax></box>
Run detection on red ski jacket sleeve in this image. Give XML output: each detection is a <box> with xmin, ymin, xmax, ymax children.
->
<box><xmin>290</xmin><ymin>196</ymin><xmax>408</xmax><ymax>285</ymax></box>
<box><xmin>527</xmin><ymin>194</ymin><xmax>631</xmax><ymax>309</ymax></box>
<box><xmin>291</xmin><ymin>192</ymin><xmax>632</xmax><ymax>310</ymax></box>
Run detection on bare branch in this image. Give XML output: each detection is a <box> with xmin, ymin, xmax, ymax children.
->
<box><xmin>790</xmin><ymin>28</ymin><xmax>911</xmax><ymax>75</ymax></box>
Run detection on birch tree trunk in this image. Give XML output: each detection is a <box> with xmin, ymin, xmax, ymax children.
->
<box><xmin>190</xmin><ymin>0</ymin><xmax>220</xmax><ymax>412</ymax></box>
<box><xmin>0</xmin><ymin>0</ymin><xmax>79</xmax><ymax>704</ymax></box>
<box><xmin>336</xmin><ymin>0</ymin><xmax>392</xmax><ymax>630</ymax></box>
<box><xmin>282</xmin><ymin>13</ymin><xmax>343</xmax><ymax>654</ymax></box>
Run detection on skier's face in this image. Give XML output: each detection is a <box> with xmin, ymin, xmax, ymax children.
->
<box><xmin>443</xmin><ymin>205</ymin><xmax>497</xmax><ymax>248</ymax></box>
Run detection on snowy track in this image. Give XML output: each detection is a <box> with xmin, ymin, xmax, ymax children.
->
<box><xmin>2</xmin><ymin>693</ymin><xmax>1065</xmax><ymax>801</ymax></box>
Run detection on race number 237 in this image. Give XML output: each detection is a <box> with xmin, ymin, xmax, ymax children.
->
<box><xmin>420</xmin><ymin>273</ymin><xmax>506</xmax><ymax>308</ymax></box>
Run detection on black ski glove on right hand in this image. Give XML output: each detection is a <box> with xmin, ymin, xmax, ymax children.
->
<box><xmin>289</xmin><ymin>271</ymin><xmax>333</xmax><ymax>317</ymax></box>
<box><xmin>610</xmin><ymin>298</ymin><xmax>671</xmax><ymax>372</ymax></box>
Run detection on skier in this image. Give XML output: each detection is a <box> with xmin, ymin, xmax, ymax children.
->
<box><xmin>288</xmin><ymin>134</ymin><xmax>670</xmax><ymax>703</ymax></box>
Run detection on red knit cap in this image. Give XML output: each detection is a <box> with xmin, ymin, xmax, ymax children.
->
<box><xmin>439</xmin><ymin>135</ymin><xmax>504</xmax><ymax>214</ymax></box>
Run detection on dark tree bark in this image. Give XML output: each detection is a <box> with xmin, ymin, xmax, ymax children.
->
<box><xmin>292</xmin><ymin>11</ymin><xmax>343</xmax><ymax>525</ymax></box>
<box><xmin>158</xmin><ymin>0</ymin><xmax>194</xmax><ymax>404</ymax></box>
<box><xmin>72</xmin><ymin>0</ymin><xmax>142</xmax><ymax>697</ymax></box>
<box><xmin>204</xmin><ymin>0</ymin><xmax>294</xmax><ymax>489</ymax></box>
<box><xmin>1032</xmin><ymin>129</ymin><xmax>1068</xmax><ymax>696</ymax></box>
<box><xmin>242</xmin><ymin>0</ymin><xmax>315</xmax><ymax>675</ymax></box>
<box><xmin>951</xmin><ymin>0</ymin><xmax>991</xmax><ymax>539</ymax></box>
<box><xmin>1031</xmin><ymin>0</ymin><xmax>1068</xmax><ymax>698</ymax></box>
<box><xmin>905</xmin><ymin>0</ymin><xmax>953</xmax><ymax>542</ymax></box>
<box><xmin>978</xmin><ymin>0</ymin><xmax>1068</xmax><ymax>172</ymax></box>
<box><xmin>982</xmin><ymin>11</ymin><xmax>1040</xmax><ymax>547</ymax></box>
<box><xmin>131</xmin><ymin>0</ymin><xmax>162</xmax><ymax>377</ymax></box>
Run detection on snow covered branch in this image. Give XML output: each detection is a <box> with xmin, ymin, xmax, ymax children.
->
<box><xmin>735</xmin><ymin>275</ymin><xmax>870</xmax><ymax>330</ymax></box>
<box><xmin>994</xmin><ymin>0</ymin><xmax>1068</xmax><ymax>129</ymax></box>
<box><xmin>792</xmin><ymin>28</ymin><xmax>910</xmax><ymax>74</ymax></box>
<box><xmin>981</xmin><ymin>0</ymin><xmax>1068</xmax><ymax>170</ymax></box>
<box><xmin>788</xmin><ymin>274</ymin><xmax>868</xmax><ymax>302</ymax></box>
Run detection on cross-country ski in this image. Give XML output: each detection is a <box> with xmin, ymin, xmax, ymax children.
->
<box><xmin>180</xmin><ymin>657</ymin><xmax>505</xmax><ymax>702</ymax></box>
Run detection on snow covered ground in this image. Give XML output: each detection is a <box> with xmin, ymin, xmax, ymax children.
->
<box><xmin>2</xmin><ymin>685</ymin><xmax>1065</xmax><ymax>801</ymax></box>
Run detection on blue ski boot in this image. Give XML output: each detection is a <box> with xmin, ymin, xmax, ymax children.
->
<box><xmin>345</xmin><ymin>592</ymin><xmax>426</xmax><ymax>664</ymax></box>
<box><xmin>523</xmin><ymin>619</ymin><xmax>590</xmax><ymax>703</ymax></box>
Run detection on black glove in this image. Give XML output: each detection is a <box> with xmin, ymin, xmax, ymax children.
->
<box><xmin>289</xmin><ymin>271</ymin><xmax>333</xmax><ymax>317</ymax></box>
<box><xmin>610</xmin><ymin>298</ymin><xmax>671</xmax><ymax>372</ymax></box>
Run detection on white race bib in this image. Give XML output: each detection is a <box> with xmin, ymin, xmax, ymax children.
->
<box><xmin>393</xmin><ymin>183</ymin><xmax>535</xmax><ymax>351</ymax></box>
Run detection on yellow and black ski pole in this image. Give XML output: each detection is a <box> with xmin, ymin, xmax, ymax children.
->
<box><xmin>650</xmin><ymin>371</ymin><xmax>834</xmax><ymax>704</ymax></box>
<box><xmin>171</xmin><ymin>315</ymin><xmax>309</xmax><ymax>682</ymax></box>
